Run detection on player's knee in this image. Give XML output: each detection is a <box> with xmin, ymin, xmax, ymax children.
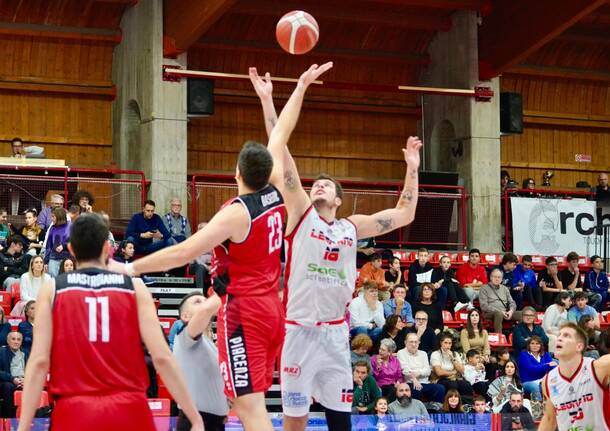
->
<box><xmin>325</xmin><ymin>408</ymin><xmax>351</xmax><ymax>431</ymax></box>
<box><xmin>283</xmin><ymin>414</ymin><xmax>308</xmax><ymax>431</ymax></box>
<box><xmin>233</xmin><ymin>392</ymin><xmax>267</xmax><ymax>415</ymax></box>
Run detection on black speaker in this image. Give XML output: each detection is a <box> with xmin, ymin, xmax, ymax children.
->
<box><xmin>500</xmin><ymin>92</ymin><xmax>523</xmax><ymax>134</ymax></box>
<box><xmin>187</xmin><ymin>78</ymin><xmax>214</xmax><ymax>116</ymax></box>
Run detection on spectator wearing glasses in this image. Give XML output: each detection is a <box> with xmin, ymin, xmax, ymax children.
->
<box><xmin>591</xmin><ymin>172</ymin><xmax>610</xmax><ymax>202</ymax></box>
<box><xmin>163</xmin><ymin>198</ymin><xmax>191</xmax><ymax>244</ymax></box>
<box><xmin>407</xmin><ymin>310</ymin><xmax>437</xmax><ymax>353</ymax></box>
<box><xmin>412</xmin><ymin>283</ymin><xmax>443</xmax><ymax>335</ymax></box>
<box><xmin>537</xmin><ymin>257</ymin><xmax>564</xmax><ymax>307</ymax></box>
<box><xmin>397</xmin><ymin>332</ymin><xmax>445</xmax><ymax>403</ymax></box>
<box><xmin>511</xmin><ymin>306</ymin><xmax>548</xmax><ymax>357</ymax></box>
<box><xmin>513</xmin><ymin>255</ymin><xmax>543</xmax><ymax>310</ymax></box>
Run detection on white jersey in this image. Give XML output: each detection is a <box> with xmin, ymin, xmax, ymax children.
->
<box><xmin>545</xmin><ymin>356</ymin><xmax>610</xmax><ymax>431</ymax></box>
<box><xmin>284</xmin><ymin>206</ymin><xmax>357</xmax><ymax>325</ymax></box>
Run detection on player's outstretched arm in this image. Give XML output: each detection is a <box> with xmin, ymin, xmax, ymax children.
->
<box><xmin>133</xmin><ymin>279</ymin><xmax>204</xmax><ymax>431</ymax></box>
<box><xmin>349</xmin><ymin>136</ymin><xmax>423</xmax><ymax>239</ymax></box>
<box><xmin>17</xmin><ymin>280</ymin><xmax>54</xmax><ymax>431</ymax></box>
<box><xmin>594</xmin><ymin>352</ymin><xmax>610</xmax><ymax>386</ymax></box>
<box><xmin>109</xmin><ymin>203</ymin><xmax>247</xmax><ymax>276</ymax></box>
<box><xmin>538</xmin><ymin>376</ymin><xmax>558</xmax><ymax>431</ymax></box>
<box><xmin>249</xmin><ymin>69</ymin><xmax>278</xmax><ymax>139</ymax></box>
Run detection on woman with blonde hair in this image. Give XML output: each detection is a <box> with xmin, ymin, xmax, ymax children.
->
<box><xmin>11</xmin><ymin>255</ymin><xmax>51</xmax><ymax>315</ymax></box>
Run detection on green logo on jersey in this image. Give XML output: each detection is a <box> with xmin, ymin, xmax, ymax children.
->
<box><xmin>307</xmin><ymin>263</ymin><xmax>346</xmax><ymax>280</ymax></box>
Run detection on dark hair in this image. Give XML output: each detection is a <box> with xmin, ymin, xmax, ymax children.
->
<box><xmin>567</xmin><ymin>251</ymin><xmax>579</xmax><ymax>262</ymax></box>
<box><xmin>545</xmin><ymin>256</ymin><xmax>557</xmax><ymax>265</ymax></box>
<box><xmin>438</xmin><ymin>332</ymin><xmax>453</xmax><ymax>347</ymax></box>
<box><xmin>442</xmin><ymin>389</ymin><xmax>463</xmax><ymax>413</ymax></box>
<box><xmin>502</xmin><ymin>360</ymin><xmax>523</xmax><ymax>388</ymax></box>
<box><xmin>0</xmin><ymin>208</ymin><xmax>6</xmax><ymax>215</ymax></box>
<box><xmin>11</xmin><ymin>138</ymin><xmax>22</xmax><ymax>145</ymax></box>
<box><xmin>353</xmin><ymin>360</ymin><xmax>370</xmax><ymax>373</ymax></box>
<box><xmin>469</xmin><ymin>248</ymin><xmax>480</xmax><ymax>256</ymax></box>
<box><xmin>374</xmin><ymin>396</ymin><xmax>388</xmax><ymax>412</ymax></box>
<box><xmin>6</xmin><ymin>236</ymin><xmax>24</xmax><ymax>248</ymax></box>
<box><xmin>68</xmin><ymin>204</ymin><xmax>80</xmax><ymax>215</ymax></box>
<box><xmin>590</xmin><ymin>255</ymin><xmax>601</xmax><ymax>264</ymax></box>
<box><xmin>178</xmin><ymin>291</ymin><xmax>205</xmax><ymax>318</ymax></box>
<box><xmin>473</xmin><ymin>394</ymin><xmax>486</xmax><ymax>404</ymax></box>
<box><xmin>24</xmin><ymin>208</ymin><xmax>37</xmax><ymax>218</ymax></box>
<box><xmin>383</xmin><ymin>315</ymin><xmax>401</xmax><ymax>333</ymax></box>
<box><xmin>522</xmin><ymin>178</ymin><xmax>535</xmax><ymax>188</ymax></box>
<box><xmin>521</xmin><ymin>255</ymin><xmax>532</xmax><ymax>263</ymax></box>
<box><xmin>238</xmin><ymin>141</ymin><xmax>273</xmax><ymax>191</ymax></box>
<box><xmin>370</xmin><ymin>253</ymin><xmax>382</xmax><ymax>261</ymax></box>
<box><xmin>418</xmin><ymin>247</ymin><xmax>429</xmax><ymax>254</ymax></box>
<box><xmin>72</xmin><ymin>190</ymin><xmax>95</xmax><ymax>206</ymax></box>
<box><xmin>363</xmin><ymin>281</ymin><xmax>378</xmax><ymax>291</ymax></box>
<box><xmin>501</xmin><ymin>253</ymin><xmax>518</xmax><ymax>265</ymax></box>
<box><xmin>143</xmin><ymin>199</ymin><xmax>156</xmax><ymax>208</ymax></box>
<box><xmin>69</xmin><ymin>213</ymin><xmax>109</xmax><ymax>261</ymax></box>
<box><xmin>390</xmin><ymin>256</ymin><xmax>400</xmax><ymax>266</ymax></box>
<box><xmin>573</xmin><ymin>291</ymin><xmax>587</xmax><ymax>301</ymax></box>
<box><xmin>466</xmin><ymin>308</ymin><xmax>483</xmax><ymax>339</ymax></box>
<box><xmin>555</xmin><ymin>291</ymin><xmax>572</xmax><ymax>306</ymax></box>
<box><xmin>418</xmin><ymin>282</ymin><xmax>437</xmax><ymax>303</ymax></box>
<box><xmin>314</xmin><ymin>174</ymin><xmax>344</xmax><ymax>200</ymax></box>
<box><xmin>466</xmin><ymin>349</ymin><xmax>479</xmax><ymax>359</ymax></box>
<box><xmin>578</xmin><ymin>315</ymin><xmax>596</xmax><ymax>338</ymax></box>
<box><xmin>24</xmin><ymin>300</ymin><xmax>36</xmax><ymax>320</ymax></box>
<box><xmin>52</xmin><ymin>207</ymin><xmax>68</xmax><ymax>225</ymax></box>
<box><xmin>58</xmin><ymin>257</ymin><xmax>76</xmax><ymax>275</ymax></box>
<box><xmin>119</xmin><ymin>239</ymin><xmax>135</xmax><ymax>254</ymax></box>
<box><xmin>527</xmin><ymin>335</ymin><xmax>546</xmax><ymax>354</ymax></box>
<box><xmin>501</xmin><ymin>170</ymin><xmax>510</xmax><ymax>179</ymax></box>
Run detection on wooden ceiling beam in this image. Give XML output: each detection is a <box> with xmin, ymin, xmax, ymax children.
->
<box><xmin>193</xmin><ymin>38</ymin><xmax>430</xmax><ymax>66</ymax></box>
<box><xmin>0</xmin><ymin>22</ymin><xmax>121</xmax><ymax>43</ymax></box>
<box><xmin>164</xmin><ymin>0</ymin><xmax>237</xmax><ymax>54</ymax></box>
<box><xmin>504</xmin><ymin>64</ymin><xmax>610</xmax><ymax>83</ymax></box>
<box><xmin>478</xmin><ymin>0</ymin><xmax>607</xmax><ymax>80</ymax></box>
<box><xmin>230</xmin><ymin>1</ymin><xmax>451</xmax><ymax>31</ymax></box>
<box><xmin>363</xmin><ymin>0</ymin><xmax>489</xmax><ymax>11</ymax></box>
<box><xmin>557</xmin><ymin>28</ymin><xmax>610</xmax><ymax>45</ymax></box>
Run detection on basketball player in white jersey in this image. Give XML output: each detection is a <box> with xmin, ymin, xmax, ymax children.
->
<box><xmin>539</xmin><ymin>322</ymin><xmax>610</xmax><ymax>431</ymax></box>
<box><xmin>250</xmin><ymin>65</ymin><xmax>422</xmax><ymax>431</ymax></box>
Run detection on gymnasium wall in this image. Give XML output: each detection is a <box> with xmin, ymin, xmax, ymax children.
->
<box><xmin>0</xmin><ymin>34</ymin><xmax>115</xmax><ymax>166</ymax></box>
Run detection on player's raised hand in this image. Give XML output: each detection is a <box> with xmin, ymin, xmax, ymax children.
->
<box><xmin>402</xmin><ymin>136</ymin><xmax>423</xmax><ymax>169</ymax></box>
<box><xmin>248</xmin><ymin>67</ymin><xmax>273</xmax><ymax>100</ymax></box>
<box><xmin>298</xmin><ymin>62</ymin><xmax>333</xmax><ymax>89</ymax></box>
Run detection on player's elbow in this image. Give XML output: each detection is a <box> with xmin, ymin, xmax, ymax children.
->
<box><xmin>27</xmin><ymin>355</ymin><xmax>50</xmax><ymax>374</ymax></box>
<box><xmin>150</xmin><ymin>350</ymin><xmax>174</xmax><ymax>371</ymax></box>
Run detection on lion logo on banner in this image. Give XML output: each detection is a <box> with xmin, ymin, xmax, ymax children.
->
<box><xmin>528</xmin><ymin>199</ymin><xmax>561</xmax><ymax>255</ymax></box>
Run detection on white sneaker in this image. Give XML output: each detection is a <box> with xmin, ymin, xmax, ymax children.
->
<box><xmin>454</xmin><ymin>302</ymin><xmax>468</xmax><ymax>313</ymax></box>
<box><xmin>467</xmin><ymin>302</ymin><xmax>475</xmax><ymax>311</ymax></box>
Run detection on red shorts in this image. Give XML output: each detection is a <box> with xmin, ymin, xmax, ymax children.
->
<box><xmin>51</xmin><ymin>391</ymin><xmax>155</xmax><ymax>431</ymax></box>
<box><xmin>217</xmin><ymin>294</ymin><xmax>285</xmax><ymax>399</ymax></box>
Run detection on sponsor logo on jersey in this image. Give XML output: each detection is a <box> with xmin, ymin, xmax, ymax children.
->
<box><xmin>340</xmin><ymin>388</ymin><xmax>353</xmax><ymax>404</ymax></box>
<box><xmin>283</xmin><ymin>365</ymin><xmax>301</xmax><ymax>378</ymax></box>
<box><xmin>309</xmin><ymin>229</ymin><xmax>353</xmax><ymax>247</ymax></box>
<box><xmin>550</xmin><ymin>384</ymin><xmax>560</xmax><ymax>396</ymax></box>
<box><xmin>260</xmin><ymin>190</ymin><xmax>280</xmax><ymax>207</ymax></box>
<box><xmin>282</xmin><ymin>391</ymin><xmax>309</xmax><ymax>408</ymax></box>
<box><xmin>306</xmin><ymin>263</ymin><xmax>346</xmax><ymax>280</ymax></box>
<box><xmin>556</xmin><ymin>393</ymin><xmax>594</xmax><ymax>412</ymax></box>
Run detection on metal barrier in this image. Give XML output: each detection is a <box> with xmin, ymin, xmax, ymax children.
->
<box><xmin>597</xmin><ymin>224</ymin><xmax>610</xmax><ymax>271</ymax></box>
<box><xmin>190</xmin><ymin>173</ymin><xmax>469</xmax><ymax>250</ymax></box>
<box><xmin>502</xmin><ymin>188</ymin><xmax>595</xmax><ymax>251</ymax></box>
<box><xmin>0</xmin><ymin>166</ymin><xmax>147</xmax><ymax>221</ymax></box>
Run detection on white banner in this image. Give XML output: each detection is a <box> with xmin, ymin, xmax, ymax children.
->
<box><xmin>510</xmin><ymin>197</ymin><xmax>609</xmax><ymax>256</ymax></box>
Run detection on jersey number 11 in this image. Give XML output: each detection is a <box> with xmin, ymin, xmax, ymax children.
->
<box><xmin>85</xmin><ymin>297</ymin><xmax>110</xmax><ymax>343</ymax></box>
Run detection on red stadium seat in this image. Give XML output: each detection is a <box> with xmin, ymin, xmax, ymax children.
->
<box><xmin>488</xmin><ymin>333</ymin><xmax>511</xmax><ymax>349</ymax></box>
<box><xmin>14</xmin><ymin>390</ymin><xmax>49</xmax><ymax>417</ymax></box>
<box><xmin>482</xmin><ymin>253</ymin><xmax>502</xmax><ymax>266</ymax></box>
<box><xmin>578</xmin><ymin>256</ymin><xmax>591</xmax><ymax>270</ymax></box>
<box><xmin>148</xmin><ymin>398</ymin><xmax>171</xmax><ymax>431</ymax></box>
<box><xmin>530</xmin><ymin>255</ymin><xmax>545</xmax><ymax>268</ymax></box>
<box><xmin>158</xmin><ymin>317</ymin><xmax>176</xmax><ymax>336</ymax></box>
<box><xmin>393</xmin><ymin>250</ymin><xmax>409</xmax><ymax>262</ymax></box>
<box><xmin>535</xmin><ymin>312</ymin><xmax>544</xmax><ymax>325</ymax></box>
<box><xmin>403</xmin><ymin>269</ymin><xmax>409</xmax><ymax>282</ymax></box>
<box><xmin>455</xmin><ymin>252</ymin><xmax>470</xmax><ymax>264</ymax></box>
<box><xmin>10</xmin><ymin>283</ymin><xmax>20</xmax><ymax>303</ymax></box>
<box><xmin>454</xmin><ymin>310</ymin><xmax>469</xmax><ymax>324</ymax></box>
<box><xmin>0</xmin><ymin>292</ymin><xmax>11</xmax><ymax>316</ymax></box>
<box><xmin>7</xmin><ymin>316</ymin><xmax>24</xmax><ymax>331</ymax></box>
<box><xmin>600</xmin><ymin>313</ymin><xmax>610</xmax><ymax>329</ymax></box>
<box><xmin>442</xmin><ymin>310</ymin><xmax>460</xmax><ymax>328</ymax></box>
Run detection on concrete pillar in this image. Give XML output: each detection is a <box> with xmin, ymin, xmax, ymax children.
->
<box><xmin>112</xmin><ymin>0</ymin><xmax>188</xmax><ymax>217</ymax></box>
<box><xmin>421</xmin><ymin>11</ymin><xmax>502</xmax><ymax>252</ymax></box>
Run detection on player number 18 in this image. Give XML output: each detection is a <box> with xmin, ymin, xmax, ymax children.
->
<box><xmin>85</xmin><ymin>297</ymin><xmax>110</xmax><ymax>343</ymax></box>
<box><xmin>267</xmin><ymin>212</ymin><xmax>282</xmax><ymax>254</ymax></box>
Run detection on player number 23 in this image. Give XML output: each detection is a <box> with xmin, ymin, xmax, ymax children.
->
<box><xmin>267</xmin><ymin>212</ymin><xmax>282</xmax><ymax>254</ymax></box>
<box><xmin>85</xmin><ymin>296</ymin><xmax>110</xmax><ymax>343</ymax></box>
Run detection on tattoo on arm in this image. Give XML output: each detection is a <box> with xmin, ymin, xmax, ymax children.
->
<box><xmin>284</xmin><ymin>170</ymin><xmax>297</xmax><ymax>191</ymax></box>
<box><xmin>267</xmin><ymin>117</ymin><xmax>277</xmax><ymax>128</ymax></box>
<box><xmin>375</xmin><ymin>217</ymin><xmax>394</xmax><ymax>234</ymax></box>
<box><xmin>409</xmin><ymin>169</ymin><xmax>417</xmax><ymax>179</ymax></box>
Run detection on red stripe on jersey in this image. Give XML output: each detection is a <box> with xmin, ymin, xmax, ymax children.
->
<box><xmin>558</xmin><ymin>356</ymin><xmax>584</xmax><ymax>383</ymax></box>
<box><xmin>592</xmin><ymin>359</ymin><xmax>610</xmax><ymax>429</ymax></box>
<box><xmin>283</xmin><ymin>206</ymin><xmax>313</xmax><ymax>310</ymax></box>
<box><xmin>285</xmin><ymin>205</ymin><xmax>313</xmax><ymax>239</ymax></box>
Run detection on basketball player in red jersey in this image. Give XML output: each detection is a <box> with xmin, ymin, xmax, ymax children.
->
<box><xmin>539</xmin><ymin>322</ymin><xmax>610</xmax><ymax>431</ymax></box>
<box><xmin>108</xmin><ymin>65</ymin><xmax>332</xmax><ymax>431</ymax></box>
<box><xmin>17</xmin><ymin>213</ymin><xmax>202</xmax><ymax>431</ymax></box>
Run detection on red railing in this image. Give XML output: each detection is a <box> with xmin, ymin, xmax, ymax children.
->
<box><xmin>502</xmin><ymin>188</ymin><xmax>595</xmax><ymax>251</ymax></box>
<box><xmin>190</xmin><ymin>173</ymin><xmax>469</xmax><ymax>250</ymax></box>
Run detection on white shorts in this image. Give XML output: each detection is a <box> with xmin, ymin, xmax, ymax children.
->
<box><xmin>280</xmin><ymin>322</ymin><xmax>353</xmax><ymax>417</ymax></box>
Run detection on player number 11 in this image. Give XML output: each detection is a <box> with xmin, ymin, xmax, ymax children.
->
<box><xmin>85</xmin><ymin>297</ymin><xmax>110</xmax><ymax>343</ymax></box>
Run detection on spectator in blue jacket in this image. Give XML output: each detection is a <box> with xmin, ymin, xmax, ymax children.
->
<box><xmin>513</xmin><ymin>255</ymin><xmax>543</xmax><ymax>310</ymax></box>
<box><xmin>126</xmin><ymin>200</ymin><xmax>176</xmax><ymax>255</ymax></box>
<box><xmin>511</xmin><ymin>306</ymin><xmax>548</xmax><ymax>357</ymax></box>
<box><xmin>382</xmin><ymin>285</ymin><xmax>414</xmax><ymax>326</ymax></box>
<box><xmin>518</xmin><ymin>336</ymin><xmax>556</xmax><ymax>399</ymax></box>
<box><xmin>0</xmin><ymin>331</ymin><xmax>28</xmax><ymax>417</ymax></box>
<box><xmin>584</xmin><ymin>255</ymin><xmax>609</xmax><ymax>311</ymax></box>
<box><xmin>17</xmin><ymin>300</ymin><xmax>35</xmax><ymax>356</ymax></box>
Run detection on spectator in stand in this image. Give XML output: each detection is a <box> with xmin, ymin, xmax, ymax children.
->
<box><xmin>518</xmin><ymin>336</ymin><xmax>556</xmax><ymax>398</ymax></box>
<box><xmin>430</xmin><ymin>333</ymin><xmax>472</xmax><ymax>397</ymax></box>
<box><xmin>0</xmin><ymin>236</ymin><xmax>29</xmax><ymax>290</ymax></box>
<box><xmin>71</xmin><ymin>190</ymin><xmax>94</xmax><ymax>214</ymax></box>
<box><xmin>126</xmin><ymin>200</ymin><xmax>176</xmax><ymax>255</ymax></box>
<box><xmin>385</xmin><ymin>257</ymin><xmax>403</xmax><ymax>289</ymax></box>
<box><xmin>17</xmin><ymin>300</ymin><xmax>35</xmax><ymax>355</ymax></box>
<box><xmin>568</xmin><ymin>291</ymin><xmax>600</xmax><ymax>329</ymax></box>
<box><xmin>577</xmin><ymin>315</ymin><xmax>600</xmax><ymax>359</ymax></box>
<box><xmin>511</xmin><ymin>306</ymin><xmax>548</xmax><ymax>357</ymax></box>
<box><xmin>58</xmin><ymin>257</ymin><xmax>75</xmax><ymax>275</ymax></box>
<box><xmin>433</xmin><ymin>255</ymin><xmax>471</xmax><ymax>313</ymax></box>
<box><xmin>37</xmin><ymin>194</ymin><xmax>64</xmax><ymax>231</ymax></box>
<box><xmin>591</xmin><ymin>172</ymin><xmax>610</xmax><ymax>202</ymax></box>
<box><xmin>500</xmin><ymin>392</ymin><xmax>536</xmax><ymax>431</ymax></box>
<box><xmin>560</xmin><ymin>252</ymin><xmax>583</xmax><ymax>294</ymax></box>
<box><xmin>67</xmin><ymin>204</ymin><xmax>80</xmax><ymax>222</ymax></box>
<box><xmin>513</xmin><ymin>255</ymin><xmax>543</xmax><ymax>310</ymax></box>
<box><xmin>488</xmin><ymin>360</ymin><xmax>527</xmax><ymax>413</ymax></box>
<box><xmin>370</xmin><ymin>397</ymin><xmax>391</xmax><ymax>428</ymax></box>
<box><xmin>397</xmin><ymin>332</ymin><xmax>445</xmax><ymax>403</ymax></box>
<box><xmin>0</xmin><ymin>209</ymin><xmax>10</xmax><ymax>249</ymax></box>
<box><xmin>537</xmin><ymin>256</ymin><xmax>564</xmax><ymax>307</ymax></box>
<box><xmin>494</xmin><ymin>253</ymin><xmax>523</xmax><ymax>308</ymax></box>
<box><xmin>17</xmin><ymin>209</ymin><xmax>44</xmax><ymax>256</ymax></box>
<box><xmin>0</xmin><ymin>331</ymin><xmax>27</xmax><ymax>417</ymax></box>
<box><xmin>11</xmin><ymin>256</ymin><xmax>51</xmax><ymax>316</ymax></box>
<box><xmin>98</xmin><ymin>211</ymin><xmax>116</xmax><ymax>250</ymax></box>
<box><xmin>376</xmin><ymin>315</ymin><xmax>408</xmax><ymax>352</ymax></box>
<box><xmin>0</xmin><ymin>310</ymin><xmax>9</xmax><ymax>348</ymax></box>
<box><xmin>352</xmin><ymin>361</ymin><xmax>382</xmax><ymax>414</ymax></box>
<box><xmin>456</xmin><ymin>248</ymin><xmax>488</xmax><ymax>301</ymax></box>
<box><xmin>542</xmin><ymin>291</ymin><xmax>571</xmax><ymax>354</ymax></box>
<box><xmin>383</xmin><ymin>285</ymin><xmax>414</xmax><ymax>327</ymax></box>
<box><xmin>351</xmin><ymin>334</ymin><xmax>373</xmax><ymax>368</ymax></box>
<box><xmin>9</xmin><ymin>137</ymin><xmax>43</xmax><ymax>159</ymax></box>
<box><xmin>441</xmin><ymin>389</ymin><xmax>464</xmax><ymax>413</ymax></box>
<box><xmin>407</xmin><ymin>248</ymin><xmax>434</xmax><ymax>303</ymax></box>
<box><xmin>43</xmin><ymin>207</ymin><xmax>71</xmax><ymax>277</ymax></box>
<box><xmin>407</xmin><ymin>310</ymin><xmax>437</xmax><ymax>353</ymax></box>
<box><xmin>522</xmin><ymin>178</ymin><xmax>536</xmax><ymax>190</ymax></box>
<box><xmin>387</xmin><ymin>382</ymin><xmax>430</xmax><ymax>419</ymax></box>
<box><xmin>163</xmin><ymin>198</ymin><xmax>192</xmax><ymax>244</ymax></box>
<box><xmin>463</xmin><ymin>349</ymin><xmax>488</xmax><ymax>398</ymax></box>
<box><xmin>486</xmin><ymin>348</ymin><xmax>511</xmax><ymax>381</ymax></box>
<box><xmin>472</xmin><ymin>395</ymin><xmax>488</xmax><ymax>414</ymax></box>
<box><xmin>480</xmin><ymin>268</ymin><xmax>523</xmax><ymax>333</ymax></box>
<box><xmin>501</xmin><ymin>170</ymin><xmax>511</xmax><ymax>193</ymax></box>
<box><xmin>460</xmin><ymin>308</ymin><xmax>490</xmax><ymax>361</ymax></box>
<box><xmin>599</xmin><ymin>327</ymin><xmax>610</xmax><ymax>356</ymax></box>
<box><xmin>114</xmin><ymin>240</ymin><xmax>136</xmax><ymax>264</ymax></box>
<box><xmin>584</xmin><ymin>255</ymin><xmax>609</xmax><ymax>311</ymax></box>
<box><xmin>349</xmin><ymin>282</ymin><xmax>385</xmax><ymax>342</ymax></box>
<box><xmin>371</xmin><ymin>338</ymin><xmax>404</xmax><ymax>396</ymax></box>
<box><xmin>412</xmin><ymin>282</ymin><xmax>443</xmax><ymax>335</ymax></box>
<box><xmin>355</xmin><ymin>253</ymin><xmax>389</xmax><ymax>299</ymax></box>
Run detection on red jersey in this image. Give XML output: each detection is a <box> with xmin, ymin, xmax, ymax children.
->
<box><xmin>49</xmin><ymin>268</ymin><xmax>149</xmax><ymax>397</ymax></box>
<box><xmin>211</xmin><ymin>184</ymin><xmax>285</xmax><ymax>297</ymax></box>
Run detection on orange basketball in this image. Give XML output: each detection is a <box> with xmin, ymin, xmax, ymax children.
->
<box><xmin>276</xmin><ymin>10</ymin><xmax>319</xmax><ymax>55</ymax></box>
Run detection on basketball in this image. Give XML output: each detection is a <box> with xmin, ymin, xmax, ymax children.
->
<box><xmin>275</xmin><ymin>10</ymin><xmax>319</xmax><ymax>55</ymax></box>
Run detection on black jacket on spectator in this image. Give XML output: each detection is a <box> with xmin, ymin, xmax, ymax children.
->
<box><xmin>559</xmin><ymin>268</ymin><xmax>582</xmax><ymax>290</ymax></box>
<box><xmin>407</xmin><ymin>327</ymin><xmax>437</xmax><ymax>353</ymax></box>
<box><xmin>407</xmin><ymin>262</ymin><xmax>434</xmax><ymax>290</ymax></box>
<box><xmin>0</xmin><ymin>324</ymin><xmax>10</xmax><ymax>348</ymax></box>
<box><xmin>17</xmin><ymin>321</ymin><xmax>33</xmax><ymax>356</ymax></box>
<box><xmin>0</xmin><ymin>346</ymin><xmax>28</xmax><ymax>383</ymax></box>
<box><xmin>412</xmin><ymin>302</ymin><xmax>443</xmax><ymax>334</ymax></box>
<box><xmin>499</xmin><ymin>403</ymin><xmax>536</xmax><ymax>430</ymax></box>
<box><xmin>0</xmin><ymin>251</ymin><xmax>29</xmax><ymax>285</ymax></box>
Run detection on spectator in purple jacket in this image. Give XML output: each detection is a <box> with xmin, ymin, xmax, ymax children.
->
<box><xmin>371</xmin><ymin>338</ymin><xmax>404</xmax><ymax>397</ymax></box>
<box><xmin>37</xmin><ymin>194</ymin><xmax>64</xmax><ymax>231</ymax></box>
<box><xmin>43</xmin><ymin>207</ymin><xmax>71</xmax><ymax>277</ymax></box>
